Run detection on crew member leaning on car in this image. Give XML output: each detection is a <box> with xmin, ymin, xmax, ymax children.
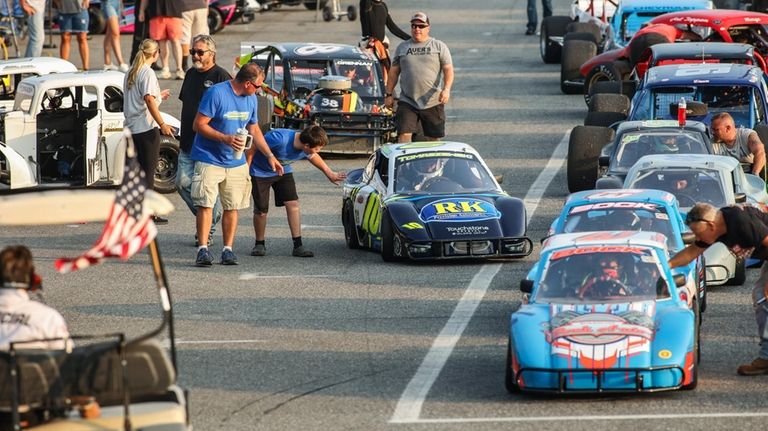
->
<box><xmin>710</xmin><ymin>112</ymin><xmax>767</xmax><ymax>178</ymax></box>
<box><xmin>669</xmin><ymin>202</ymin><xmax>768</xmax><ymax>376</ymax></box>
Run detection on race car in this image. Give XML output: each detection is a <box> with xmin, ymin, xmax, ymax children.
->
<box><xmin>237</xmin><ymin>42</ymin><xmax>394</xmax><ymax>154</ymax></box>
<box><xmin>544</xmin><ymin>189</ymin><xmax>706</xmax><ymax>306</ymax></box>
<box><xmin>568</xmin><ymin>119</ymin><xmax>713</xmax><ymax>192</ymax></box>
<box><xmin>507</xmin><ymin>231</ymin><xmax>699</xmax><ymax>393</ymax></box>
<box><xmin>0</xmin><ymin>57</ymin><xmax>78</xmax><ymax>111</ymax></box>
<box><xmin>0</xmin><ymin>71</ymin><xmax>181</xmax><ymax>193</ymax></box>
<box><xmin>341</xmin><ymin>141</ymin><xmax>533</xmax><ymax>261</ymax></box>
<box><xmin>578</xmin><ymin>9</ymin><xmax>768</xmax><ymax>98</ymax></box>
<box><xmin>625</xmin><ymin>154</ymin><xmax>768</xmax><ymax>285</ymax></box>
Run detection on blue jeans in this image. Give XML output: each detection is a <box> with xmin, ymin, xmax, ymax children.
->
<box><xmin>24</xmin><ymin>5</ymin><xmax>44</xmax><ymax>57</ymax></box>
<box><xmin>176</xmin><ymin>150</ymin><xmax>221</xmax><ymax>236</ymax></box>
<box><xmin>527</xmin><ymin>0</ymin><xmax>553</xmax><ymax>30</ymax></box>
<box><xmin>753</xmin><ymin>263</ymin><xmax>768</xmax><ymax>359</ymax></box>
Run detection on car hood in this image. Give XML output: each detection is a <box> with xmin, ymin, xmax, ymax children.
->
<box><xmin>392</xmin><ymin>194</ymin><xmax>505</xmax><ymax>240</ymax></box>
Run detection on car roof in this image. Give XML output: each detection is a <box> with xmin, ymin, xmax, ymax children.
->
<box><xmin>242</xmin><ymin>42</ymin><xmax>377</xmax><ymax>62</ymax></box>
<box><xmin>23</xmin><ymin>70</ymin><xmax>125</xmax><ymax>88</ymax></box>
<box><xmin>650</xmin><ymin>9</ymin><xmax>768</xmax><ymax>28</ymax></box>
<box><xmin>643</xmin><ymin>63</ymin><xmax>762</xmax><ymax>87</ymax></box>
<box><xmin>542</xmin><ymin>231</ymin><xmax>668</xmax><ymax>253</ymax></box>
<box><xmin>630</xmin><ymin>153</ymin><xmax>738</xmax><ymax>171</ymax></box>
<box><xmin>619</xmin><ymin>0</ymin><xmax>710</xmax><ymax>12</ymax></box>
<box><xmin>0</xmin><ymin>189</ymin><xmax>174</xmax><ymax>226</ymax></box>
<box><xmin>650</xmin><ymin>42</ymin><xmax>754</xmax><ymax>62</ymax></box>
<box><xmin>380</xmin><ymin>141</ymin><xmax>482</xmax><ymax>159</ymax></box>
<box><xmin>615</xmin><ymin>119</ymin><xmax>708</xmax><ymax>134</ymax></box>
<box><xmin>565</xmin><ymin>189</ymin><xmax>677</xmax><ymax>206</ymax></box>
<box><xmin>0</xmin><ymin>57</ymin><xmax>78</xmax><ymax>75</ymax></box>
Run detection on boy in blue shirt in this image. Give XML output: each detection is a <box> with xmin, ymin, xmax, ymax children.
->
<box><xmin>250</xmin><ymin>125</ymin><xmax>346</xmax><ymax>257</ymax></box>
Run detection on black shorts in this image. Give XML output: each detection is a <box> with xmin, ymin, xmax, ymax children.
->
<box><xmin>395</xmin><ymin>102</ymin><xmax>445</xmax><ymax>138</ymax></box>
<box><xmin>251</xmin><ymin>173</ymin><xmax>298</xmax><ymax>213</ymax></box>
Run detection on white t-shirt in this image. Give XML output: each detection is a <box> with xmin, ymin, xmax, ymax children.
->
<box><xmin>0</xmin><ymin>288</ymin><xmax>69</xmax><ymax>351</ymax></box>
<box><xmin>123</xmin><ymin>64</ymin><xmax>162</xmax><ymax>135</ymax></box>
<box><xmin>27</xmin><ymin>0</ymin><xmax>46</xmax><ymax>14</ymax></box>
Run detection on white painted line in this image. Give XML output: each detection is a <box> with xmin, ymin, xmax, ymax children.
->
<box><xmin>301</xmin><ymin>224</ymin><xmax>343</xmax><ymax>229</ymax></box>
<box><xmin>389</xmin><ymin>131</ymin><xmax>570</xmax><ymax>424</ymax></box>
<box><xmin>176</xmin><ymin>339</ymin><xmax>266</xmax><ymax>345</ymax></box>
<box><xmin>392</xmin><ymin>412</ymin><xmax>768</xmax><ymax>424</ymax></box>
<box><xmin>239</xmin><ymin>273</ymin><xmax>333</xmax><ymax>280</ymax></box>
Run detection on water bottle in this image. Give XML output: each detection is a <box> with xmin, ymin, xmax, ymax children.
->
<box><xmin>678</xmin><ymin>97</ymin><xmax>687</xmax><ymax>127</ymax></box>
<box><xmin>234</xmin><ymin>128</ymin><xmax>249</xmax><ymax>160</ymax></box>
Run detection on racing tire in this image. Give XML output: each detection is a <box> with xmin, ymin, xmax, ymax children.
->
<box><xmin>154</xmin><ymin>136</ymin><xmax>180</xmax><ymax>194</ymax></box>
<box><xmin>567</xmin><ymin>125</ymin><xmax>614</xmax><ymax>192</ymax></box>
<box><xmin>504</xmin><ymin>340</ymin><xmax>520</xmax><ymax>394</ymax></box>
<box><xmin>347</xmin><ymin>5</ymin><xmax>356</xmax><ymax>21</ymax></box>
<box><xmin>380</xmin><ymin>211</ymin><xmax>400</xmax><ymax>262</ymax></box>
<box><xmin>583</xmin><ymin>111</ymin><xmax>626</xmax><ymax>127</ymax></box>
<box><xmin>322</xmin><ymin>6</ymin><xmax>333</xmax><ymax>22</ymax></box>
<box><xmin>588</xmin><ymin>93</ymin><xmax>630</xmax><ymax>115</ymax></box>
<box><xmin>563</xmin><ymin>31</ymin><xmax>599</xmax><ymax>45</ymax></box>
<box><xmin>565</xmin><ymin>21</ymin><xmax>602</xmax><ymax>46</ymax></box>
<box><xmin>208</xmin><ymin>7</ymin><xmax>225</xmax><ymax>34</ymax></box>
<box><xmin>304</xmin><ymin>1</ymin><xmax>329</xmax><ymax>9</ymax></box>
<box><xmin>629</xmin><ymin>32</ymin><xmax>672</xmax><ymax>67</ymax></box>
<box><xmin>540</xmin><ymin>16</ymin><xmax>571</xmax><ymax>64</ymax></box>
<box><xmin>561</xmin><ymin>40</ymin><xmax>597</xmax><ymax>95</ymax></box>
<box><xmin>583</xmin><ymin>61</ymin><xmax>631</xmax><ymax>105</ymax></box>
<box><xmin>88</xmin><ymin>6</ymin><xmax>107</xmax><ymax>34</ymax></box>
<box><xmin>725</xmin><ymin>257</ymin><xmax>747</xmax><ymax>286</ymax></box>
<box><xmin>343</xmin><ymin>201</ymin><xmax>361</xmax><ymax>249</ymax></box>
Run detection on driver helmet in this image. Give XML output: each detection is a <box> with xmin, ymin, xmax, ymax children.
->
<box><xmin>412</xmin><ymin>157</ymin><xmax>444</xmax><ymax>180</ymax></box>
<box><xmin>599</xmin><ymin>257</ymin><xmax>620</xmax><ymax>279</ymax></box>
<box><xmin>652</xmin><ymin>135</ymin><xmax>679</xmax><ymax>153</ymax></box>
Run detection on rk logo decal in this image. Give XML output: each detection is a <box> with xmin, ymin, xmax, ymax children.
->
<box><xmin>420</xmin><ymin>198</ymin><xmax>500</xmax><ymax>223</ymax></box>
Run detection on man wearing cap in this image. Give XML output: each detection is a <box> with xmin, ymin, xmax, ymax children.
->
<box><xmin>669</xmin><ymin>202</ymin><xmax>768</xmax><ymax>376</ymax></box>
<box><xmin>384</xmin><ymin>11</ymin><xmax>454</xmax><ymax>143</ymax></box>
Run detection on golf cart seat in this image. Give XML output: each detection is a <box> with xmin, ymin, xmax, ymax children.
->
<box><xmin>0</xmin><ymin>349</ymin><xmax>68</xmax><ymax>411</ymax></box>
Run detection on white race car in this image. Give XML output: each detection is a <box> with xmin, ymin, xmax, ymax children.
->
<box><xmin>0</xmin><ymin>57</ymin><xmax>78</xmax><ymax>111</ymax></box>
<box><xmin>625</xmin><ymin>154</ymin><xmax>768</xmax><ymax>285</ymax></box>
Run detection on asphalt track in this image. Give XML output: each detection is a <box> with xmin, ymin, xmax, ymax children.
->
<box><xmin>3</xmin><ymin>0</ymin><xmax>768</xmax><ymax>429</ymax></box>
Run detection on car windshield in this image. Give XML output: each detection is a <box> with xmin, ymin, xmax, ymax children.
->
<box><xmin>394</xmin><ymin>152</ymin><xmax>497</xmax><ymax>194</ymax></box>
<box><xmin>562</xmin><ymin>203</ymin><xmax>678</xmax><ymax>249</ymax></box>
<box><xmin>632</xmin><ymin>84</ymin><xmax>760</xmax><ymax>128</ymax></box>
<box><xmin>611</xmin><ymin>131</ymin><xmax>709</xmax><ymax>171</ymax></box>
<box><xmin>332</xmin><ymin>60</ymin><xmax>382</xmax><ymax>98</ymax></box>
<box><xmin>627</xmin><ymin>168</ymin><xmax>727</xmax><ymax>209</ymax></box>
<box><xmin>288</xmin><ymin>60</ymin><xmax>328</xmax><ymax>95</ymax></box>
<box><xmin>536</xmin><ymin>248</ymin><xmax>671</xmax><ymax>303</ymax></box>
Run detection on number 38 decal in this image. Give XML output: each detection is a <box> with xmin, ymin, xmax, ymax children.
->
<box><xmin>321</xmin><ymin>98</ymin><xmax>339</xmax><ymax>108</ymax></box>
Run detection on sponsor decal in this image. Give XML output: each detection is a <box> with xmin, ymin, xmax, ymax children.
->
<box><xmin>550</xmin><ymin>245</ymin><xmax>647</xmax><ymax>260</ymax></box>
<box><xmin>419</xmin><ymin>198</ymin><xmax>500</xmax><ymax>223</ymax></box>
<box><xmin>744</xmin><ymin>17</ymin><xmax>762</xmax><ymax>23</ymax></box>
<box><xmin>401</xmin><ymin>222</ymin><xmax>423</xmax><ymax>230</ymax></box>
<box><xmin>446</xmin><ymin>225</ymin><xmax>490</xmax><ymax>236</ymax></box>
<box><xmin>294</xmin><ymin>45</ymin><xmax>344</xmax><ymax>56</ymax></box>
<box><xmin>658</xmin><ymin>349</ymin><xmax>672</xmax><ymax>359</ymax></box>
<box><xmin>621</xmin><ymin>134</ymin><xmax>641</xmax><ymax>144</ymax></box>
<box><xmin>586</xmin><ymin>191</ymin><xmax>641</xmax><ymax>199</ymax></box>
<box><xmin>335</xmin><ymin>60</ymin><xmax>374</xmax><ymax>67</ymax></box>
<box><xmin>397</xmin><ymin>142</ymin><xmax>444</xmax><ymax>150</ymax></box>
<box><xmin>396</xmin><ymin>151</ymin><xmax>473</xmax><ymax>163</ymax></box>
<box><xmin>570</xmin><ymin>202</ymin><xmax>658</xmax><ymax>214</ymax></box>
<box><xmin>640</xmin><ymin>120</ymin><xmax>679</xmax><ymax>128</ymax></box>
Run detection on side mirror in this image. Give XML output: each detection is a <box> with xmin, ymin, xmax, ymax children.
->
<box><xmin>673</xmin><ymin>273</ymin><xmax>686</xmax><ymax>287</ymax></box>
<box><xmin>598</xmin><ymin>155</ymin><xmax>610</xmax><ymax>167</ymax></box>
<box><xmin>520</xmin><ymin>279</ymin><xmax>534</xmax><ymax>293</ymax></box>
<box><xmin>681</xmin><ymin>232</ymin><xmax>696</xmax><ymax>245</ymax></box>
<box><xmin>735</xmin><ymin>192</ymin><xmax>747</xmax><ymax>203</ymax></box>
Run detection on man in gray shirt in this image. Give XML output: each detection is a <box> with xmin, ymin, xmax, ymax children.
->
<box><xmin>384</xmin><ymin>11</ymin><xmax>454</xmax><ymax>143</ymax></box>
<box><xmin>711</xmin><ymin>112</ymin><xmax>766</xmax><ymax>177</ymax></box>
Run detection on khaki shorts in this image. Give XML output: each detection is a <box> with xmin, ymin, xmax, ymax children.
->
<box><xmin>191</xmin><ymin>162</ymin><xmax>252</xmax><ymax>210</ymax></box>
<box><xmin>181</xmin><ymin>8</ymin><xmax>209</xmax><ymax>45</ymax></box>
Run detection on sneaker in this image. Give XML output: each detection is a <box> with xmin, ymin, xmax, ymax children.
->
<box><xmin>118</xmin><ymin>63</ymin><xmax>130</xmax><ymax>73</ymax></box>
<box><xmin>525</xmin><ymin>28</ymin><xmax>535</xmax><ymax>36</ymax></box>
<box><xmin>292</xmin><ymin>245</ymin><xmax>314</xmax><ymax>257</ymax></box>
<box><xmin>175</xmin><ymin>69</ymin><xmax>185</xmax><ymax>80</ymax></box>
<box><xmin>158</xmin><ymin>67</ymin><xmax>171</xmax><ymax>79</ymax></box>
<box><xmin>195</xmin><ymin>248</ymin><xmax>213</xmax><ymax>267</ymax></box>
<box><xmin>102</xmin><ymin>63</ymin><xmax>118</xmax><ymax>71</ymax></box>
<box><xmin>251</xmin><ymin>243</ymin><xmax>266</xmax><ymax>256</ymax></box>
<box><xmin>221</xmin><ymin>249</ymin><xmax>238</xmax><ymax>265</ymax></box>
<box><xmin>737</xmin><ymin>358</ymin><xmax>768</xmax><ymax>376</ymax></box>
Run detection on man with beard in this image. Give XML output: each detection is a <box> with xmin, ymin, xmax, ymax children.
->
<box><xmin>178</xmin><ymin>34</ymin><xmax>231</xmax><ymax>246</ymax></box>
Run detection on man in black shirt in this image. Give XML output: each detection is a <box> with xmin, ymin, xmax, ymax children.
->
<box><xmin>670</xmin><ymin>202</ymin><xmax>768</xmax><ymax>375</ymax></box>
<box><xmin>359</xmin><ymin>0</ymin><xmax>410</xmax><ymax>45</ymax></box>
<box><xmin>177</xmin><ymin>34</ymin><xmax>231</xmax><ymax>246</ymax></box>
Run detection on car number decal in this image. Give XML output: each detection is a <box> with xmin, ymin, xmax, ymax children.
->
<box><xmin>570</xmin><ymin>202</ymin><xmax>658</xmax><ymax>214</ymax></box>
<box><xmin>361</xmin><ymin>193</ymin><xmax>381</xmax><ymax>234</ymax></box>
<box><xmin>674</xmin><ymin>64</ymin><xmax>732</xmax><ymax>77</ymax></box>
<box><xmin>294</xmin><ymin>45</ymin><xmax>344</xmax><ymax>56</ymax></box>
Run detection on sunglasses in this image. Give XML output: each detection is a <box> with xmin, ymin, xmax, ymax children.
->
<box><xmin>411</xmin><ymin>23</ymin><xmax>429</xmax><ymax>29</ymax></box>
<box><xmin>685</xmin><ymin>213</ymin><xmax>713</xmax><ymax>225</ymax></box>
<box><xmin>189</xmin><ymin>49</ymin><xmax>210</xmax><ymax>56</ymax></box>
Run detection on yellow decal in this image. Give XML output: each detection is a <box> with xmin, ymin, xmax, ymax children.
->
<box><xmin>658</xmin><ymin>349</ymin><xmax>672</xmax><ymax>359</ymax></box>
<box><xmin>433</xmin><ymin>201</ymin><xmax>486</xmax><ymax>214</ymax></box>
<box><xmin>402</xmin><ymin>222</ymin><xmax>423</xmax><ymax>230</ymax></box>
<box><xmin>362</xmin><ymin>194</ymin><xmax>381</xmax><ymax>234</ymax></box>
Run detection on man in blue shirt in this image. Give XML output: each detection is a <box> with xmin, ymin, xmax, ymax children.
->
<box><xmin>190</xmin><ymin>63</ymin><xmax>283</xmax><ymax>267</ymax></box>
<box><xmin>250</xmin><ymin>126</ymin><xmax>346</xmax><ymax>257</ymax></box>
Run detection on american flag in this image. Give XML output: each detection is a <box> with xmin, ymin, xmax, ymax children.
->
<box><xmin>55</xmin><ymin>140</ymin><xmax>157</xmax><ymax>273</ymax></box>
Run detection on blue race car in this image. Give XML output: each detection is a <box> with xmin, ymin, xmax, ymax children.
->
<box><xmin>341</xmin><ymin>142</ymin><xmax>533</xmax><ymax>261</ymax></box>
<box><xmin>544</xmin><ymin>189</ymin><xmax>706</xmax><ymax>310</ymax></box>
<box><xmin>508</xmin><ymin>231</ymin><xmax>699</xmax><ymax>393</ymax></box>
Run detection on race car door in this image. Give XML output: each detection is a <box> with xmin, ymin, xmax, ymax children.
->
<box><xmin>82</xmin><ymin>85</ymin><xmax>105</xmax><ymax>186</ymax></box>
<box><xmin>351</xmin><ymin>152</ymin><xmax>388</xmax><ymax>242</ymax></box>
